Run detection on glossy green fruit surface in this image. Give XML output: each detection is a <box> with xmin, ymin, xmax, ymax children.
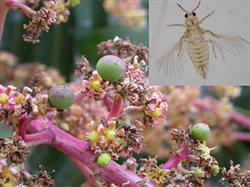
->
<box><xmin>96</xmin><ymin>55</ymin><xmax>125</xmax><ymax>82</ymax></box>
<box><xmin>48</xmin><ymin>85</ymin><xmax>74</xmax><ymax>110</ymax></box>
<box><xmin>191</xmin><ymin>123</ymin><xmax>210</xmax><ymax>141</ymax></box>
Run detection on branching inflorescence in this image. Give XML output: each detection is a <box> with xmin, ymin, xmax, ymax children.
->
<box><xmin>0</xmin><ymin>0</ymin><xmax>79</xmax><ymax>44</ymax></box>
<box><xmin>0</xmin><ymin>36</ymin><xmax>250</xmax><ymax>186</ymax></box>
<box><xmin>0</xmin><ymin>0</ymin><xmax>250</xmax><ymax>186</ymax></box>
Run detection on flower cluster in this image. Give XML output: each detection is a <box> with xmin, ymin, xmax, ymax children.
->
<box><xmin>113</xmin><ymin>125</ymin><xmax>224</xmax><ymax>186</ymax></box>
<box><xmin>75</xmin><ymin>37</ymin><xmax>167</xmax><ymax>125</ymax></box>
<box><xmin>1</xmin><ymin>34</ymin><xmax>250</xmax><ymax>186</ymax></box>
<box><xmin>86</xmin><ymin>120</ymin><xmax>125</xmax><ymax>158</ymax></box>
<box><xmin>97</xmin><ymin>36</ymin><xmax>148</xmax><ymax>63</ymax></box>
<box><xmin>0</xmin><ymin>135</ymin><xmax>29</xmax><ymax>164</ymax></box>
<box><xmin>143</xmin><ymin>85</ymin><xmax>245</xmax><ymax>159</ymax></box>
<box><xmin>23</xmin><ymin>0</ymin><xmax>57</xmax><ymax>43</ymax></box>
<box><xmin>103</xmin><ymin>0</ymin><xmax>147</xmax><ymax>29</ymax></box>
<box><xmin>0</xmin><ymin>84</ymin><xmax>53</xmax><ymax>127</ymax></box>
<box><xmin>5</xmin><ymin>0</ymin><xmax>79</xmax><ymax>43</ymax></box>
<box><xmin>0</xmin><ymin>135</ymin><xmax>54</xmax><ymax>186</ymax></box>
<box><xmin>220</xmin><ymin>161</ymin><xmax>250</xmax><ymax>186</ymax></box>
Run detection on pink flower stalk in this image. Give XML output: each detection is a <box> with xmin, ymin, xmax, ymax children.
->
<box><xmin>163</xmin><ymin>144</ymin><xmax>190</xmax><ymax>170</ymax></box>
<box><xmin>193</xmin><ymin>99</ymin><xmax>250</xmax><ymax>129</ymax></box>
<box><xmin>232</xmin><ymin>132</ymin><xmax>250</xmax><ymax>142</ymax></box>
<box><xmin>5</xmin><ymin>0</ymin><xmax>35</xmax><ymax>17</ymax></box>
<box><xmin>24</xmin><ymin>116</ymin><xmax>155</xmax><ymax>187</ymax></box>
<box><xmin>230</xmin><ymin>112</ymin><xmax>250</xmax><ymax>129</ymax></box>
<box><xmin>107</xmin><ymin>94</ymin><xmax>124</xmax><ymax>120</ymax></box>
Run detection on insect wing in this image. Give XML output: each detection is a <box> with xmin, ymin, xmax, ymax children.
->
<box><xmin>156</xmin><ymin>38</ymin><xmax>187</xmax><ymax>76</ymax></box>
<box><xmin>204</xmin><ymin>30</ymin><xmax>250</xmax><ymax>60</ymax></box>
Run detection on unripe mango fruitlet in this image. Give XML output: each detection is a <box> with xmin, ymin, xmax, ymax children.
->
<box><xmin>97</xmin><ymin>153</ymin><xmax>111</xmax><ymax>167</ymax></box>
<box><xmin>48</xmin><ymin>85</ymin><xmax>74</xmax><ymax>110</ymax></box>
<box><xmin>191</xmin><ymin>123</ymin><xmax>210</xmax><ymax>141</ymax></box>
<box><xmin>96</xmin><ymin>55</ymin><xmax>125</xmax><ymax>83</ymax></box>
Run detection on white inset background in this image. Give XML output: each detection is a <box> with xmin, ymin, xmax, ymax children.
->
<box><xmin>149</xmin><ymin>0</ymin><xmax>250</xmax><ymax>85</ymax></box>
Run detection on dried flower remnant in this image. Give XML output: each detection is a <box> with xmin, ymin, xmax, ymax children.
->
<box><xmin>75</xmin><ymin>56</ymin><xmax>93</xmax><ymax>80</ymax></box>
<box><xmin>0</xmin><ymin>84</ymin><xmax>53</xmax><ymax>127</ymax></box>
<box><xmin>121</xmin><ymin>120</ymin><xmax>144</xmax><ymax>155</ymax></box>
<box><xmin>0</xmin><ymin>134</ymin><xmax>54</xmax><ymax>186</ymax></box>
<box><xmin>3</xmin><ymin>0</ymin><xmax>79</xmax><ymax>44</ymax></box>
<box><xmin>23</xmin><ymin>1</ymin><xmax>57</xmax><ymax>44</ymax></box>
<box><xmin>0</xmin><ymin>135</ymin><xmax>30</xmax><ymax>164</ymax></box>
<box><xmin>138</xmin><ymin>157</ymin><xmax>168</xmax><ymax>186</ymax></box>
<box><xmin>220</xmin><ymin>161</ymin><xmax>250</xmax><ymax>186</ymax></box>
<box><xmin>97</xmin><ymin>36</ymin><xmax>149</xmax><ymax>64</ymax></box>
<box><xmin>28</xmin><ymin>165</ymin><xmax>55</xmax><ymax>187</ymax></box>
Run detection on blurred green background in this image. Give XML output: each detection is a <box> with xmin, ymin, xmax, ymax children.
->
<box><xmin>1</xmin><ymin>0</ymin><xmax>250</xmax><ymax>186</ymax></box>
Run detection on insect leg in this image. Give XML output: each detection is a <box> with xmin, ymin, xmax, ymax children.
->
<box><xmin>199</xmin><ymin>10</ymin><xmax>215</xmax><ymax>24</ymax></box>
<box><xmin>203</xmin><ymin>32</ymin><xmax>225</xmax><ymax>60</ymax></box>
<box><xmin>203</xmin><ymin>29</ymin><xmax>220</xmax><ymax>38</ymax></box>
<box><xmin>167</xmin><ymin>24</ymin><xmax>186</xmax><ymax>27</ymax></box>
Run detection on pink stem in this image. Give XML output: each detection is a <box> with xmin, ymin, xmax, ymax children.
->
<box><xmin>18</xmin><ymin>116</ymin><xmax>32</xmax><ymax>138</ymax></box>
<box><xmin>24</xmin><ymin>129</ymin><xmax>55</xmax><ymax>146</ymax></box>
<box><xmin>192</xmin><ymin>99</ymin><xmax>213</xmax><ymax>111</ymax></box>
<box><xmin>103</xmin><ymin>95</ymin><xmax>112</xmax><ymax>109</ymax></box>
<box><xmin>107</xmin><ymin>94</ymin><xmax>124</xmax><ymax>120</ymax></box>
<box><xmin>5</xmin><ymin>0</ymin><xmax>35</xmax><ymax>17</ymax></box>
<box><xmin>233</xmin><ymin>132</ymin><xmax>250</xmax><ymax>142</ymax></box>
<box><xmin>0</xmin><ymin>1</ymin><xmax>9</xmax><ymax>46</ymax></box>
<box><xmin>193</xmin><ymin>99</ymin><xmax>250</xmax><ymax>129</ymax></box>
<box><xmin>230</xmin><ymin>112</ymin><xmax>250</xmax><ymax>129</ymax></box>
<box><xmin>163</xmin><ymin>144</ymin><xmax>190</xmax><ymax>170</ymax></box>
<box><xmin>26</xmin><ymin>116</ymin><xmax>155</xmax><ymax>187</ymax></box>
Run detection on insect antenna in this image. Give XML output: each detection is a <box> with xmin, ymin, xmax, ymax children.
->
<box><xmin>177</xmin><ymin>3</ymin><xmax>188</xmax><ymax>13</ymax></box>
<box><xmin>192</xmin><ymin>0</ymin><xmax>201</xmax><ymax>12</ymax></box>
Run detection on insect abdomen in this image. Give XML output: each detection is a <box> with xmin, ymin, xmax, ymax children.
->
<box><xmin>187</xmin><ymin>41</ymin><xmax>209</xmax><ymax>79</ymax></box>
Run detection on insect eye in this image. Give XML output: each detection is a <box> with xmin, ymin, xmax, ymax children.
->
<box><xmin>192</xmin><ymin>12</ymin><xmax>196</xmax><ymax>16</ymax></box>
<box><xmin>185</xmin><ymin>14</ymin><xmax>188</xmax><ymax>18</ymax></box>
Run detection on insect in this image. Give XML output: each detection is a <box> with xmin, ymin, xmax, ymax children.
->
<box><xmin>157</xmin><ymin>0</ymin><xmax>250</xmax><ymax>79</ymax></box>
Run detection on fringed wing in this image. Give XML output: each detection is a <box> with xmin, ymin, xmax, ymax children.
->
<box><xmin>204</xmin><ymin>30</ymin><xmax>250</xmax><ymax>60</ymax></box>
<box><xmin>156</xmin><ymin>36</ymin><xmax>188</xmax><ymax>76</ymax></box>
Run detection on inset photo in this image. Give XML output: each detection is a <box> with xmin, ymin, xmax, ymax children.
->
<box><xmin>149</xmin><ymin>0</ymin><xmax>250</xmax><ymax>85</ymax></box>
